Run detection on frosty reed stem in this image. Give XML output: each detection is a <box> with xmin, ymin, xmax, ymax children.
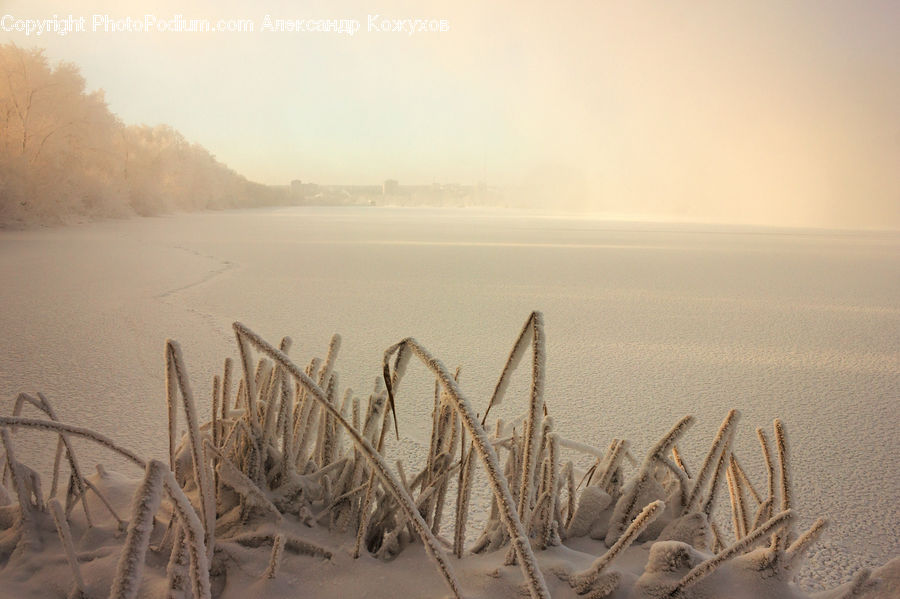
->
<box><xmin>233</xmin><ymin>322</ymin><xmax>466</xmax><ymax>599</ymax></box>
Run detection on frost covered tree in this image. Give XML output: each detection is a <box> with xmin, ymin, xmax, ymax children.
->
<box><xmin>0</xmin><ymin>43</ymin><xmax>287</xmax><ymax>227</ymax></box>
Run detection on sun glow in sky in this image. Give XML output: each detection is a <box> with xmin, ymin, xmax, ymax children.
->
<box><xmin>2</xmin><ymin>1</ymin><xmax>898</xmax><ymax>228</ymax></box>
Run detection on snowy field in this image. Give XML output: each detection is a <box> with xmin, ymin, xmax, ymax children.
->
<box><xmin>0</xmin><ymin>206</ymin><xmax>897</xmax><ymax>592</ymax></box>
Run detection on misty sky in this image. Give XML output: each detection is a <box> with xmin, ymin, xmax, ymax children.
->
<box><xmin>2</xmin><ymin>1</ymin><xmax>898</xmax><ymax>228</ymax></box>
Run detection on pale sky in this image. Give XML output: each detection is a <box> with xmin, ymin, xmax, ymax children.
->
<box><xmin>2</xmin><ymin>1</ymin><xmax>898</xmax><ymax>228</ymax></box>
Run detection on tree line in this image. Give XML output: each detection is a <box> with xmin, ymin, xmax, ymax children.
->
<box><xmin>0</xmin><ymin>43</ymin><xmax>287</xmax><ymax>227</ymax></box>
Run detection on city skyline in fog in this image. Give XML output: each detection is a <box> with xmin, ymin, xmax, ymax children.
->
<box><xmin>2</xmin><ymin>1</ymin><xmax>898</xmax><ymax>228</ymax></box>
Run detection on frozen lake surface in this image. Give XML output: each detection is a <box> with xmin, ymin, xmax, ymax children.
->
<box><xmin>0</xmin><ymin>206</ymin><xmax>897</xmax><ymax>589</ymax></box>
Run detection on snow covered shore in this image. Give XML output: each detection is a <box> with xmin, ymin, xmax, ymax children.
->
<box><xmin>0</xmin><ymin>314</ymin><xmax>896</xmax><ymax>598</ymax></box>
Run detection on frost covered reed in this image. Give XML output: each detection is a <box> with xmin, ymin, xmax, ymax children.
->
<box><xmin>48</xmin><ymin>499</ymin><xmax>85</xmax><ymax>598</ymax></box>
<box><xmin>0</xmin><ymin>312</ymin><xmax>888</xmax><ymax>599</ymax></box>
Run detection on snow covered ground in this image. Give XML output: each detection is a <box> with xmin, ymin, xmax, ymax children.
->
<box><xmin>0</xmin><ymin>206</ymin><xmax>897</xmax><ymax>593</ymax></box>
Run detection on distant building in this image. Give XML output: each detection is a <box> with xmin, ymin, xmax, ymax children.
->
<box><xmin>290</xmin><ymin>179</ymin><xmax>319</xmax><ymax>199</ymax></box>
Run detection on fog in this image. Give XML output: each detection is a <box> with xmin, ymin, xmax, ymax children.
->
<box><xmin>1</xmin><ymin>5</ymin><xmax>899</xmax><ymax>595</ymax></box>
<box><xmin>2</xmin><ymin>1</ymin><xmax>898</xmax><ymax>228</ymax></box>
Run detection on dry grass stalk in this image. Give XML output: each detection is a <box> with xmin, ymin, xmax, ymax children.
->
<box><xmin>165</xmin><ymin>340</ymin><xmax>215</xmax><ymax>560</ymax></box>
<box><xmin>786</xmin><ymin>517</ymin><xmax>827</xmax><ymax>568</ymax></box>
<box><xmin>516</xmin><ymin>313</ymin><xmax>546</xmax><ymax>534</ymax></box>
<box><xmin>48</xmin><ymin>498</ymin><xmax>86</xmax><ymax>596</ymax></box>
<box><xmin>221</xmin><ymin>358</ymin><xmax>233</xmax><ymax>420</ymax></box>
<box><xmin>570</xmin><ymin>500</ymin><xmax>665</xmax><ymax>593</ymax></box>
<box><xmin>725</xmin><ymin>465</ymin><xmax>744</xmax><ymax>541</ymax></box>
<box><xmin>542</xmin><ymin>429</ymin><xmax>560</xmax><ymax>548</ymax></box>
<box><xmin>671</xmin><ymin>445</ymin><xmax>691</xmax><ymax>478</ymax></box>
<box><xmin>165</xmin><ymin>524</ymin><xmax>188</xmax><ymax>597</ymax></box>
<box><xmin>684</xmin><ymin>409</ymin><xmax>738</xmax><ymax>515</ymax></box>
<box><xmin>453</xmin><ymin>438</ymin><xmax>474</xmax><ymax>558</ymax></box>
<box><xmin>161</xmin><ymin>465</ymin><xmax>212</xmax><ymax>599</ymax></box>
<box><xmin>264</xmin><ymin>534</ymin><xmax>286</xmax><ymax>579</ymax></box>
<box><xmin>667</xmin><ymin>510</ymin><xmax>795</xmax><ymax>598</ymax></box>
<box><xmin>757</xmin><ymin>427</ymin><xmax>775</xmax><ymax>505</ymax></box>
<box><xmin>380</xmin><ymin>331</ymin><xmax>550</xmax><ymax>599</ymax></box>
<box><xmin>606</xmin><ymin>416</ymin><xmax>692</xmax><ymax>546</ymax></box>
<box><xmin>773</xmin><ymin>419</ymin><xmax>793</xmax><ymax>550</ymax></box>
<box><xmin>1</xmin><ymin>428</ymin><xmax>38</xmax><ymax>551</ymax></box>
<box><xmin>110</xmin><ymin>460</ymin><xmax>167</xmax><ymax>599</ymax></box>
<box><xmin>563</xmin><ymin>461</ymin><xmax>576</xmax><ymax>529</ymax></box>
<box><xmin>204</xmin><ymin>440</ymin><xmax>282</xmax><ymax>523</ymax></box>
<box><xmin>730</xmin><ymin>454</ymin><xmax>762</xmax><ymax>505</ymax></box>
<box><xmin>596</xmin><ymin>439</ymin><xmax>628</xmax><ymax>495</ymax></box>
<box><xmin>702</xmin><ymin>424</ymin><xmax>737</xmax><ymax>517</ymax></box>
<box><xmin>14</xmin><ymin>392</ymin><xmax>94</xmax><ymax>526</ymax></box>
<box><xmin>234</xmin><ymin>323</ymin><xmax>466</xmax><ymax>599</ymax></box>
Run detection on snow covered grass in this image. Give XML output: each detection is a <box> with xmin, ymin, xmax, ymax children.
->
<box><xmin>0</xmin><ymin>313</ymin><xmax>896</xmax><ymax>598</ymax></box>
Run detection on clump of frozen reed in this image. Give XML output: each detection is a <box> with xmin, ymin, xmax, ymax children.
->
<box><xmin>0</xmin><ymin>311</ymin><xmax>886</xmax><ymax>599</ymax></box>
